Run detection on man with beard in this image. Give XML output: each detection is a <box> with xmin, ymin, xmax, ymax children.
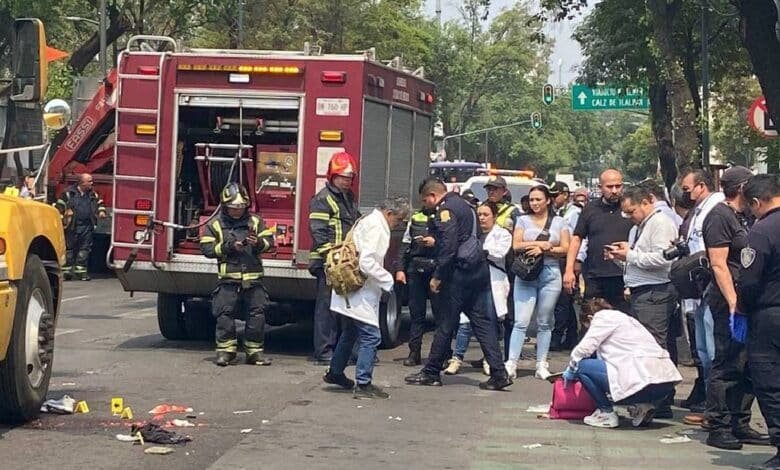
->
<box><xmin>564</xmin><ymin>169</ymin><xmax>633</xmax><ymax>312</ymax></box>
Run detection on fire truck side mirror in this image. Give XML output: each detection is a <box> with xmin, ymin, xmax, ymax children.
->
<box><xmin>11</xmin><ymin>19</ymin><xmax>48</xmax><ymax>102</ymax></box>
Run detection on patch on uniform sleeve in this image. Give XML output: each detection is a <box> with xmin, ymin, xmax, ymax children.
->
<box><xmin>440</xmin><ymin>209</ymin><xmax>451</xmax><ymax>222</ymax></box>
<box><xmin>740</xmin><ymin>247</ymin><xmax>756</xmax><ymax>268</ymax></box>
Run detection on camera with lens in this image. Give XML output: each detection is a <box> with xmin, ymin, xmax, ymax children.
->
<box><xmin>663</xmin><ymin>237</ymin><xmax>690</xmax><ymax>260</ymax></box>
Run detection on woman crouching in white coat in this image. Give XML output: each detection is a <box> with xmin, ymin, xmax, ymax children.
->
<box><xmin>323</xmin><ymin>197</ymin><xmax>410</xmax><ymax>400</ymax></box>
<box><xmin>562</xmin><ymin>298</ymin><xmax>683</xmax><ymax>428</ymax></box>
<box><xmin>444</xmin><ymin>200</ymin><xmax>512</xmax><ymax>375</ymax></box>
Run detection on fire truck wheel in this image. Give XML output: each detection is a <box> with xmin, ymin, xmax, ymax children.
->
<box><xmin>0</xmin><ymin>255</ymin><xmax>55</xmax><ymax>424</ymax></box>
<box><xmin>183</xmin><ymin>301</ymin><xmax>214</xmax><ymax>341</ymax></box>
<box><xmin>157</xmin><ymin>293</ymin><xmax>188</xmax><ymax>340</ymax></box>
<box><xmin>379</xmin><ymin>289</ymin><xmax>401</xmax><ymax>349</ymax></box>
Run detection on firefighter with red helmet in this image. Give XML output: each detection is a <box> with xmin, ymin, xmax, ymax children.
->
<box><xmin>308</xmin><ymin>152</ymin><xmax>361</xmax><ymax>364</ymax></box>
<box><xmin>200</xmin><ymin>183</ymin><xmax>275</xmax><ymax>367</ymax></box>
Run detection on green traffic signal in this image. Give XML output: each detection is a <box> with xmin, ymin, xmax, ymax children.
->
<box><xmin>543</xmin><ymin>84</ymin><xmax>555</xmax><ymax>106</ymax></box>
<box><xmin>531</xmin><ymin>112</ymin><xmax>542</xmax><ymax>129</ymax></box>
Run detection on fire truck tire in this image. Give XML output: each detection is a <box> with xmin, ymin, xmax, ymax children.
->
<box><xmin>183</xmin><ymin>302</ymin><xmax>214</xmax><ymax>341</ymax></box>
<box><xmin>0</xmin><ymin>255</ymin><xmax>55</xmax><ymax>424</ymax></box>
<box><xmin>379</xmin><ymin>289</ymin><xmax>402</xmax><ymax>349</ymax></box>
<box><xmin>157</xmin><ymin>294</ymin><xmax>188</xmax><ymax>340</ymax></box>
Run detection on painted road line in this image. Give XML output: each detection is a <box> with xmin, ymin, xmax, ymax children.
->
<box><xmin>61</xmin><ymin>295</ymin><xmax>89</xmax><ymax>303</ymax></box>
<box><xmin>55</xmin><ymin>328</ymin><xmax>84</xmax><ymax>337</ymax></box>
<box><xmin>115</xmin><ymin>307</ymin><xmax>157</xmax><ymax>319</ymax></box>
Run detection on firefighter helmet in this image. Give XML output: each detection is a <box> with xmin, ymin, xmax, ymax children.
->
<box><xmin>221</xmin><ymin>182</ymin><xmax>250</xmax><ymax>209</ymax></box>
<box><xmin>326</xmin><ymin>152</ymin><xmax>357</xmax><ymax>181</ymax></box>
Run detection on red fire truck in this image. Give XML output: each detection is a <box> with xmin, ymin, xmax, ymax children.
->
<box><xmin>83</xmin><ymin>36</ymin><xmax>434</xmax><ymax>346</ymax></box>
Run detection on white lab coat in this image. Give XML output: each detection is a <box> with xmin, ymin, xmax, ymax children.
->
<box><xmin>330</xmin><ymin>209</ymin><xmax>394</xmax><ymax>328</ymax></box>
<box><xmin>570</xmin><ymin>309</ymin><xmax>682</xmax><ymax>402</ymax></box>
<box><xmin>459</xmin><ymin>224</ymin><xmax>511</xmax><ymax>323</ymax></box>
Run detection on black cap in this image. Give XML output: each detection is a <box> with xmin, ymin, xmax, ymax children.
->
<box><xmin>483</xmin><ymin>175</ymin><xmax>507</xmax><ymax>189</ymax></box>
<box><xmin>720</xmin><ymin>166</ymin><xmax>753</xmax><ymax>187</ymax></box>
<box><xmin>549</xmin><ymin>181</ymin><xmax>570</xmax><ymax>195</ymax></box>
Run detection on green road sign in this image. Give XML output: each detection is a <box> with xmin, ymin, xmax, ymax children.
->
<box><xmin>571</xmin><ymin>85</ymin><xmax>649</xmax><ymax>111</ymax></box>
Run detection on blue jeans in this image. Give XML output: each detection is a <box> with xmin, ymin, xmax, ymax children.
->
<box><xmin>694</xmin><ymin>301</ymin><xmax>715</xmax><ymax>382</ymax></box>
<box><xmin>577</xmin><ymin>358</ymin><xmax>677</xmax><ymax>413</ymax></box>
<box><xmin>329</xmin><ymin>316</ymin><xmax>381</xmax><ymax>385</ymax></box>
<box><xmin>454</xmin><ymin>322</ymin><xmax>472</xmax><ymax>359</ymax></box>
<box><xmin>509</xmin><ymin>264</ymin><xmax>561</xmax><ymax>364</ymax></box>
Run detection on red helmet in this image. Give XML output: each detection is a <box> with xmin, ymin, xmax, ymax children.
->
<box><xmin>326</xmin><ymin>152</ymin><xmax>357</xmax><ymax>181</ymax></box>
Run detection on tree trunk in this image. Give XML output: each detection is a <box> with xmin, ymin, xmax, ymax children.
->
<box><xmin>646</xmin><ymin>0</ymin><xmax>701</xmax><ymax>170</ymax></box>
<box><xmin>736</xmin><ymin>0</ymin><xmax>780</xmax><ymax>127</ymax></box>
<box><xmin>67</xmin><ymin>8</ymin><xmax>132</xmax><ymax>74</ymax></box>
<box><xmin>649</xmin><ymin>81</ymin><xmax>678</xmax><ymax>188</ymax></box>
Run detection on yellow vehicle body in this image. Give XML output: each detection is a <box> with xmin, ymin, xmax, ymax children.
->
<box><xmin>0</xmin><ymin>194</ymin><xmax>65</xmax><ymax>361</ymax></box>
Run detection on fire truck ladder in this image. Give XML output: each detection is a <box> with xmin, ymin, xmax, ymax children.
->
<box><xmin>109</xmin><ymin>35</ymin><xmax>178</xmax><ymax>269</ymax></box>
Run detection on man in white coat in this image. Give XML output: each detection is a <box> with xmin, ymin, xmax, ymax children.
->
<box><xmin>323</xmin><ymin>196</ymin><xmax>410</xmax><ymax>399</ymax></box>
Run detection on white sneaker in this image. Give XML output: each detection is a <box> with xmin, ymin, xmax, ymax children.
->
<box><xmin>444</xmin><ymin>357</ymin><xmax>462</xmax><ymax>375</ymax></box>
<box><xmin>504</xmin><ymin>360</ymin><xmax>517</xmax><ymax>379</ymax></box>
<box><xmin>583</xmin><ymin>409</ymin><xmax>619</xmax><ymax>428</ymax></box>
<box><xmin>630</xmin><ymin>403</ymin><xmax>656</xmax><ymax>427</ymax></box>
<box><xmin>482</xmin><ymin>359</ymin><xmax>490</xmax><ymax>376</ymax></box>
<box><xmin>534</xmin><ymin>362</ymin><xmax>551</xmax><ymax>381</ymax></box>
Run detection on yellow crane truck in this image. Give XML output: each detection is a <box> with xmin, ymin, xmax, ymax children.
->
<box><xmin>0</xmin><ymin>18</ymin><xmax>67</xmax><ymax>423</ymax></box>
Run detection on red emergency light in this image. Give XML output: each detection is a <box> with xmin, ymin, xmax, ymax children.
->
<box><xmin>321</xmin><ymin>71</ymin><xmax>347</xmax><ymax>84</ymax></box>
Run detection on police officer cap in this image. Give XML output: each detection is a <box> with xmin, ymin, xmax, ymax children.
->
<box><xmin>720</xmin><ymin>166</ymin><xmax>753</xmax><ymax>188</ymax></box>
<box><xmin>483</xmin><ymin>175</ymin><xmax>507</xmax><ymax>189</ymax></box>
<box><xmin>549</xmin><ymin>181</ymin><xmax>570</xmax><ymax>195</ymax></box>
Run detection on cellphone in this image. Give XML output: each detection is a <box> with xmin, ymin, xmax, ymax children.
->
<box><xmin>603</xmin><ymin>244</ymin><xmax>616</xmax><ymax>251</ymax></box>
<box><xmin>413</xmin><ymin>235</ymin><xmax>424</xmax><ymax>240</ymax></box>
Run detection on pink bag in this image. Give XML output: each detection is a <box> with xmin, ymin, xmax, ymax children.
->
<box><xmin>549</xmin><ymin>378</ymin><xmax>597</xmax><ymax>419</ymax></box>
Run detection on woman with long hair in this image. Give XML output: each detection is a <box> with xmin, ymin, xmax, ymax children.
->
<box><xmin>506</xmin><ymin>185</ymin><xmax>570</xmax><ymax>380</ymax></box>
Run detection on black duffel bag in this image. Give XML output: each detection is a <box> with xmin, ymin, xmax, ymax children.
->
<box><xmin>669</xmin><ymin>251</ymin><xmax>712</xmax><ymax>299</ymax></box>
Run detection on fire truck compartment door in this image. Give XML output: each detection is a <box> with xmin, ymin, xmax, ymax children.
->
<box><xmin>178</xmin><ymin>95</ymin><xmax>299</xmax><ymax>109</ymax></box>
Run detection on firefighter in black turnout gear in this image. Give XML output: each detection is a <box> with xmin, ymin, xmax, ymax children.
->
<box><xmin>307</xmin><ymin>152</ymin><xmax>361</xmax><ymax>364</ymax></box>
<box><xmin>54</xmin><ymin>173</ymin><xmax>107</xmax><ymax>281</ymax></box>
<box><xmin>201</xmin><ymin>183</ymin><xmax>275</xmax><ymax>367</ymax></box>
<box><xmin>395</xmin><ymin>205</ymin><xmax>441</xmax><ymax>366</ymax></box>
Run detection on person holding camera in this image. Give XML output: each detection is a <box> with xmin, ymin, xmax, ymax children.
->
<box><xmin>200</xmin><ymin>183</ymin><xmax>276</xmax><ymax>367</ymax></box>
<box><xmin>698</xmin><ymin>166</ymin><xmax>769</xmax><ymax>450</ymax></box>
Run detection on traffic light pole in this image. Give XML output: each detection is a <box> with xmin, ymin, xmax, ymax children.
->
<box><xmin>442</xmin><ymin>119</ymin><xmax>533</xmax><ymax>162</ymax></box>
<box><xmin>701</xmin><ymin>0</ymin><xmax>711</xmax><ymax>169</ymax></box>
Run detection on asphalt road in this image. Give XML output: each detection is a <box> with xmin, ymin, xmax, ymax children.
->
<box><xmin>0</xmin><ymin>277</ymin><xmax>775</xmax><ymax>469</ymax></box>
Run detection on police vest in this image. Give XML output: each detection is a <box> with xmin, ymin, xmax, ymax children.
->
<box><xmin>496</xmin><ymin>202</ymin><xmax>516</xmax><ymax>231</ymax></box>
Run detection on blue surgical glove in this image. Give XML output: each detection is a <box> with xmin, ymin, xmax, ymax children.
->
<box><xmin>562</xmin><ymin>365</ymin><xmax>577</xmax><ymax>388</ymax></box>
<box><xmin>729</xmin><ymin>311</ymin><xmax>748</xmax><ymax>344</ymax></box>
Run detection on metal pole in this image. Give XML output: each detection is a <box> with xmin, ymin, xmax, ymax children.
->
<box><xmin>238</xmin><ymin>0</ymin><xmax>244</xmax><ymax>48</ymax></box>
<box><xmin>484</xmin><ymin>131</ymin><xmax>488</xmax><ymax>164</ymax></box>
<box><xmin>99</xmin><ymin>0</ymin><xmax>107</xmax><ymax>78</ymax></box>
<box><xmin>701</xmin><ymin>0</ymin><xmax>710</xmax><ymax>169</ymax></box>
<box><xmin>436</xmin><ymin>0</ymin><xmax>442</xmax><ymax>27</ymax></box>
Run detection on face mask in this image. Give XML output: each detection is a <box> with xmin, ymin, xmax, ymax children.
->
<box><xmin>679</xmin><ymin>191</ymin><xmax>695</xmax><ymax>209</ymax></box>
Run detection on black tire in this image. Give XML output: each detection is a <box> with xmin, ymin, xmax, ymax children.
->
<box><xmin>183</xmin><ymin>301</ymin><xmax>214</xmax><ymax>341</ymax></box>
<box><xmin>379</xmin><ymin>289</ymin><xmax>402</xmax><ymax>349</ymax></box>
<box><xmin>157</xmin><ymin>293</ymin><xmax>187</xmax><ymax>340</ymax></box>
<box><xmin>0</xmin><ymin>255</ymin><xmax>56</xmax><ymax>424</ymax></box>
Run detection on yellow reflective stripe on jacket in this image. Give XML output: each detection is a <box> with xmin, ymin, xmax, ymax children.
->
<box><xmin>325</xmin><ymin>195</ymin><xmax>343</xmax><ymax>244</ymax></box>
<box><xmin>411</xmin><ymin>211</ymin><xmax>429</xmax><ymax>223</ymax></box>
<box><xmin>212</xmin><ymin>221</ymin><xmax>224</xmax><ymax>257</ymax></box>
<box><xmin>200</xmin><ymin>236</ymin><xmax>216</xmax><ymax>243</ymax></box>
<box><xmin>309</xmin><ymin>212</ymin><xmax>330</xmax><ymax>221</ymax></box>
<box><xmin>219</xmin><ymin>272</ymin><xmax>262</xmax><ymax>281</ymax></box>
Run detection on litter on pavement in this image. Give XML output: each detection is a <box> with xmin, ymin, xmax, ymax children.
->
<box><xmin>40</xmin><ymin>395</ymin><xmax>76</xmax><ymax>414</ymax></box>
<box><xmin>115</xmin><ymin>434</ymin><xmax>140</xmax><ymax>443</ymax></box>
<box><xmin>526</xmin><ymin>404</ymin><xmax>551</xmax><ymax>413</ymax></box>
<box><xmin>171</xmin><ymin>419</ymin><xmax>195</xmax><ymax>427</ymax></box>
<box><xmin>232</xmin><ymin>410</ymin><xmax>253</xmax><ymax>415</ymax></box>
<box><xmin>144</xmin><ymin>446</ymin><xmax>174</xmax><ymax>455</ymax></box>
<box><xmin>660</xmin><ymin>436</ymin><xmax>692</xmax><ymax>444</ymax></box>
<box><xmin>240</xmin><ymin>428</ymin><xmax>253</xmax><ymax>434</ymax></box>
<box><xmin>131</xmin><ymin>423</ymin><xmax>192</xmax><ymax>445</ymax></box>
<box><xmin>522</xmin><ymin>443</ymin><xmax>543</xmax><ymax>449</ymax></box>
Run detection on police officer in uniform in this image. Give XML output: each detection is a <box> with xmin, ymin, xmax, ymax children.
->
<box><xmin>395</xmin><ymin>201</ymin><xmax>440</xmax><ymax>366</ymax></box>
<box><xmin>54</xmin><ymin>173</ymin><xmax>107</xmax><ymax>281</ymax></box>
<box><xmin>200</xmin><ymin>183</ymin><xmax>275</xmax><ymax>367</ymax></box>
<box><xmin>308</xmin><ymin>152</ymin><xmax>361</xmax><ymax>364</ymax></box>
<box><xmin>404</xmin><ymin>178</ymin><xmax>512</xmax><ymax>390</ymax></box>
<box><xmin>738</xmin><ymin>174</ymin><xmax>780</xmax><ymax>470</ymax></box>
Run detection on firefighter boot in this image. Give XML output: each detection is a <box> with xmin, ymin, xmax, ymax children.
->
<box><xmin>216</xmin><ymin>351</ymin><xmax>236</xmax><ymax>367</ymax></box>
<box><xmin>246</xmin><ymin>351</ymin><xmax>272</xmax><ymax>366</ymax></box>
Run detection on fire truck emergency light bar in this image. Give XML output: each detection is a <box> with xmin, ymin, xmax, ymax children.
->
<box><xmin>177</xmin><ymin>64</ymin><xmax>304</xmax><ymax>74</ymax></box>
